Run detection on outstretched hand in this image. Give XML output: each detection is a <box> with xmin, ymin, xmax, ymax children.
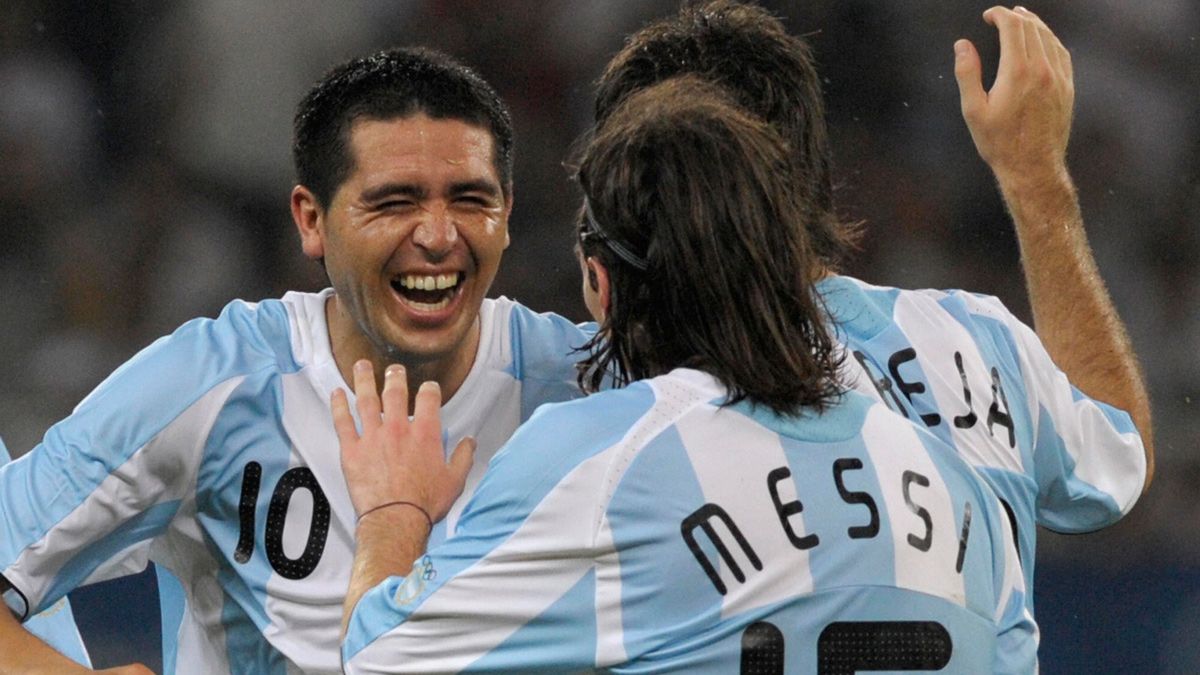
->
<box><xmin>954</xmin><ymin>6</ymin><xmax>1074</xmax><ymax>186</ymax></box>
<box><xmin>332</xmin><ymin>360</ymin><xmax>475</xmax><ymax>527</ymax></box>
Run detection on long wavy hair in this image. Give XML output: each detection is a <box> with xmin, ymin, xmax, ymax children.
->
<box><xmin>576</xmin><ymin>76</ymin><xmax>842</xmax><ymax>416</ymax></box>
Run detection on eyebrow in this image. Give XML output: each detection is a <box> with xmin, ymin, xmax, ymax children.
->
<box><xmin>448</xmin><ymin>180</ymin><xmax>502</xmax><ymax>199</ymax></box>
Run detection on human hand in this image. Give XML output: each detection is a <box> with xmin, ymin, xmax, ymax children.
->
<box><xmin>332</xmin><ymin>360</ymin><xmax>475</xmax><ymax>527</ymax></box>
<box><xmin>954</xmin><ymin>6</ymin><xmax>1074</xmax><ymax>188</ymax></box>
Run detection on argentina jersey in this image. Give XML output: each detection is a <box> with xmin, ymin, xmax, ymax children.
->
<box><xmin>0</xmin><ymin>289</ymin><xmax>589</xmax><ymax>674</ymax></box>
<box><xmin>344</xmin><ymin>368</ymin><xmax>1035</xmax><ymax>674</ymax></box>
<box><xmin>819</xmin><ymin>274</ymin><xmax>1145</xmax><ymax>610</ymax></box>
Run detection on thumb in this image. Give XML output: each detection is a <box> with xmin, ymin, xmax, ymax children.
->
<box><xmin>953</xmin><ymin>38</ymin><xmax>986</xmax><ymax>124</ymax></box>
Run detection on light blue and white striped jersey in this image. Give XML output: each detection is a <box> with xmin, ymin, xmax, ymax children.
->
<box><xmin>344</xmin><ymin>368</ymin><xmax>1036</xmax><ymax>674</ymax></box>
<box><xmin>0</xmin><ymin>289</ymin><xmax>589</xmax><ymax>674</ymax></box>
<box><xmin>0</xmin><ymin>437</ymin><xmax>91</xmax><ymax>668</ymax></box>
<box><xmin>821</xmin><ymin>274</ymin><xmax>1145</xmax><ymax>612</ymax></box>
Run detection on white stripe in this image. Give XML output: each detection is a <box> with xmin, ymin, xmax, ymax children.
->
<box><xmin>593</xmin><ymin>514</ymin><xmax>627</xmax><ymax>667</ymax></box>
<box><xmin>862</xmin><ymin>405</ymin><xmax>966</xmax><ymax>606</ymax></box>
<box><xmin>895</xmin><ymin>292</ymin><xmax>1025</xmax><ymax>473</ymax></box>
<box><xmin>675</xmin><ymin>399</ymin><xmax>815</xmax><ymax>619</ymax></box>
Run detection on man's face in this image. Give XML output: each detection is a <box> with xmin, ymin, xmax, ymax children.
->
<box><xmin>313</xmin><ymin>114</ymin><xmax>511</xmax><ymax>364</ymax></box>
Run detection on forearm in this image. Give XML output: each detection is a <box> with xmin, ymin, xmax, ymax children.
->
<box><xmin>0</xmin><ymin>599</ymin><xmax>90</xmax><ymax>675</ymax></box>
<box><xmin>999</xmin><ymin>170</ymin><xmax>1154</xmax><ymax>488</ymax></box>
<box><xmin>342</xmin><ymin>506</ymin><xmax>431</xmax><ymax>638</ymax></box>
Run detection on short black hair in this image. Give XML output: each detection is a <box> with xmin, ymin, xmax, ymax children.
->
<box><xmin>293</xmin><ymin>47</ymin><xmax>513</xmax><ymax>208</ymax></box>
<box><xmin>577</xmin><ymin>76</ymin><xmax>842</xmax><ymax>416</ymax></box>
<box><xmin>596</xmin><ymin>0</ymin><xmax>858</xmax><ymax>269</ymax></box>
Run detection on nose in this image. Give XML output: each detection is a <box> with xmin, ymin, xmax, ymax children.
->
<box><xmin>411</xmin><ymin>205</ymin><xmax>459</xmax><ymax>258</ymax></box>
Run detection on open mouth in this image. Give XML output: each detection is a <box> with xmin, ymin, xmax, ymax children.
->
<box><xmin>391</xmin><ymin>272</ymin><xmax>464</xmax><ymax>312</ymax></box>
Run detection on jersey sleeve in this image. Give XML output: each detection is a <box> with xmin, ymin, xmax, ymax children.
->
<box><xmin>343</xmin><ymin>395</ymin><xmax>639</xmax><ymax>674</ymax></box>
<box><xmin>505</xmin><ymin>301</ymin><xmax>596</xmax><ymax>421</ymax></box>
<box><xmin>962</xmin><ymin>293</ymin><xmax>1146</xmax><ymax>533</ymax></box>
<box><xmin>0</xmin><ymin>299</ymin><xmax>291</xmax><ymax>620</ymax></box>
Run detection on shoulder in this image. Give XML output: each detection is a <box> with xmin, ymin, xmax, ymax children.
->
<box><xmin>487</xmin><ymin>297</ymin><xmax>596</xmax><ymax>381</ymax></box>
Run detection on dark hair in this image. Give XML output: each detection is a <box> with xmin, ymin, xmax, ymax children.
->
<box><xmin>595</xmin><ymin>0</ymin><xmax>859</xmax><ymax>269</ymax></box>
<box><xmin>293</xmin><ymin>47</ymin><xmax>514</xmax><ymax>208</ymax></box>
<box><xmin>576</xmin><ymin>76</ymin><xmax>842</xmax><ymax>416</ymax></box>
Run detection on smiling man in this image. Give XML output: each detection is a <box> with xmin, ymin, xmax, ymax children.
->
<box><xmin>0</xmin><ymin>48</ymin><xmax>590</xmax><ymax>674</ymax></box>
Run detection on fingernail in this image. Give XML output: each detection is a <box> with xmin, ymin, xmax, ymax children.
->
<box><xmin>386</xmin><ymin>364</ymin><xmax>404</xmax><ymax>377</ymax></box>
<box><xmin>1015</xmin><ymin>5</ymin><xmax>1027</xmax><ymax>12</ymax></box>
<box><xmin>355</xmin><ymin>360</ymin><xmax>370</xmax><ymax>373</ymax></box>
<box><xmin>421</xmin><ymin>381</ymin><xmax>441</xmax><ymax>393</ymax></box>
<box><xmin>954</xmin><ymin>40</ymin><xmax>969</xmax><ymax>56</ymax></box>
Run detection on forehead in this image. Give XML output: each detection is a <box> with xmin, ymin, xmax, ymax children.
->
<box><xmin>344</xmin><ymin>114</ymin><xmax>500</xmax><ymax>188</ymax></box>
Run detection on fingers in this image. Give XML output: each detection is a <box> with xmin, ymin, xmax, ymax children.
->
<box><xmin>331</xmin><ymin>388</ymin><xmax>359</xmax><ymax>447</ymax></box>
<box><xmin>1019</xmin><ymin>7</ymin><xmax>1072</xmax><ymax>82</ymax></box>
<box><xmin>984</xmin><ymin>6</ymin><xmax>1025</xmax><ymax>81</ymax></box>
<box><xmin>381</xmin><ymin>364</ymin><xmax>409</xmax><ymax>426</ymax></box>
<box><xmin>353</xmin><ymin>359</ymin><xmax>381</xmax><ymax>432</ymax></box>
<box><xmin>954</xmin><ymin>39</ymin><xmax>986</xmax><ymax>122</ymax></box>
<box><xmin>412</xmin><ymin>381</ymin><xmax>444</xmax><ymax>441</ymax></box>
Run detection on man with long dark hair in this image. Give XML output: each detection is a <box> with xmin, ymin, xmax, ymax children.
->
<box><xmin>336</xmin><ymin>77</ymin><xmax>1035</xmax><ymax>674</ymax></box>
<box><xmin>595</xmin><ymin>0</ymin><xmax>1151</xmax><ymax>621</ymax></box>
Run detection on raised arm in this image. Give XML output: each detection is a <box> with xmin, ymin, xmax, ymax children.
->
<box><xmin>954</xmin><ymin>5</ymin><xmax>1153</xmax><ymax>489</ymax></box>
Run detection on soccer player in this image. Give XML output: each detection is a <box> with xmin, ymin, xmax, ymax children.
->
<box><xmin>338</xmin><ymin>77</ymin><xmax>1036</xmax><ymax>674</ymax></box>
<box><xmin>593</xmin><ymin>1</ymin><xmax>1151</xmax><ymax>616</ymax></box>
<box><xmin>0</xmin><ymin>48</ymin><xmax>590</xmax><ymax>673</ymax></box>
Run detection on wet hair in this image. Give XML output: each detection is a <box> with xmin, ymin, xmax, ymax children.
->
<box><xmin>595</xmin><ymin>0</ymin><xmax>859</xmax><ymax>269</ymax></box>
<box><xmin>576</xmin><ymin>76</ymin><xmax>842</xmax><ymax>416</ymax></box>
<box><xmin>293</xmin><ymin>47</ymin><xmax>513</xmax><ymax>208</ymax></box>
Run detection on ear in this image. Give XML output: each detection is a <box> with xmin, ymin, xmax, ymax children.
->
<box><xmin>586</xmin><ymin>257</ymin><xmax>612</xmax><ymax>320</ymax></box>
<box><xmin>291</xmin><ymin>185</ymin><xmax>326</xmax><ymax>260</ymax></box>
<box><xmin>502</xmin><ymin>189</ymin><xmax>514</xmax><ymax>250</ymax></box>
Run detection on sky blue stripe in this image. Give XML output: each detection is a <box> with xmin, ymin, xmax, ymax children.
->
<box><xmin>1073</xmin><ymin>386</ymin><xmax>1139</xmax><ymax>436</ymax></box>
<box><xmin>505</xmin><ymin>302</ymin><xmax>594</xmax><ymax>422</ymax></box>
<box><xmin>194</xmin><ymin>368</ymin><xmax>293</xmax><ymax>675</ymax></box>
<box><xmin>463</xmin><ymin>569</ymin><xmax>598</xmax><ymax>672</ymax></box>
<box><xmin>1031</xmin><ymin>404</ymin><xmax>1123</xmax><ymax>533</ymax></box>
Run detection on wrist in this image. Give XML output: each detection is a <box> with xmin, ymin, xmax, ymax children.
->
<box><xmin>356</xmin><ymin>500</ymin><xmax>433</xmax><ymax>533</ymax></box>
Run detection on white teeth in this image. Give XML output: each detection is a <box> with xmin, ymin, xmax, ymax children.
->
<box><xmin>399</xmin><ymin>272</ymin><xmax>460</xmax><ymax>290</ymax></box>
<box><xmin>403</xmin><ymin>296</ymin><xmax>453</xmax><ymax>311</ymax></box>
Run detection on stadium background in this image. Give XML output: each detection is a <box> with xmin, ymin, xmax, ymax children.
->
<box><xmin>1</xmin><ymin>1</ymin><xmax>1196</xmax><ymax>672</ymax></box>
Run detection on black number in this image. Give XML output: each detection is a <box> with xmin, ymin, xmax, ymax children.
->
<box><xmin>832</xmin><ymin>458</ymin><xmax>879</xmax><ymax>539</ymax></box>
<box><xmin>234</xmin><ymin>462</ymin><xmax>262</xmax><ymax>564</ymax></box>
<box><xmin>767</xmin><ymin>467</ymin><xmax>819</xmax><ymax>551</ymax></box>
<box><xmin>681</xmin><ymin>503</ymin><xmax>762</xmax><ymax>596</ymax></box>
<box><xmin>740</xmin><ymin>621</ymin><xmax>785</xmax><ymax>674</ymax></box>
<box><xmin>738</xmin><ymin>620</ymin><xmax>952</xmax><ymax>674</ymax></box>
<box><xmin>232</xmin><ymin>464</ymin><xmax>331</xmax><ymax>581</ymax></box>
<box><xmin>955</xmin><ymin>501</ymin><xmax>973</xmax><ymax>574</ymax></box>
<box><xmin>901</xmin><ymin>471</ymin><xmax>932</xmax><ymax>552</ymax></box>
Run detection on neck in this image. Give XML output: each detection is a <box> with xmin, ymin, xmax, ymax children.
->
<box><xmin>325</xmin><ymin>294</ymin><xmax>480</xmax><ymax>409</ymax></box>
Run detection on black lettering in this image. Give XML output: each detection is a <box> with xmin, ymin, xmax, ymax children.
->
<box><xmin>888</xmin><ymin>348</ymin><xmax>941</xmax><ymax>427</ymax></box>
<box><xmin>986</xmin><ymin>367</ymin><xmax>1016</xmax><ymax>448</ymax></box>
<box><xmin>853</xmin><ymin>350</ymin><xmax>909</xmax><ymax>418</ymax></box>
<box><xmin>833</xmin><ymin>458</ymin><xmax>880</xmax><ymax>539</ymax></box>
<box><xmin>233</xmin><ymin>462</ymin><xmax>262</xmax><ymax>564</ymax></box>
<box><xmin>956</xmin><ymin>501</ymin><xmax>973</xmax><ymax>574</ymax></box>
<box><xmin>681</xmin><ymin>503</ymin><xmax>763</xmax><ymax>596</ymax></box>
<box><xmin>952</xmin><ymin>352</ymin><xmax>978</xmax><ymax>429</ymax></box>
<box><xmin>265</xmin><ymin>467</ymin><xmax>331</xmax><ymax>580</ymax></box>
<box><xmin>767</xmin><ymin>467</ymin><xmax>819</xmax><ymax>550</ymax></box>
<box><xmin>901</xmin><ymin>471</ymin><xmax>933</xmax><ymax>552</ymax></box>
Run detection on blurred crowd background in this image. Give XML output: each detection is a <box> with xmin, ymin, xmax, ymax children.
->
<box><xmin>2</xmin><ymin>1</ymin><xmax>1197</xmax><ymax>672</ymax></box>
